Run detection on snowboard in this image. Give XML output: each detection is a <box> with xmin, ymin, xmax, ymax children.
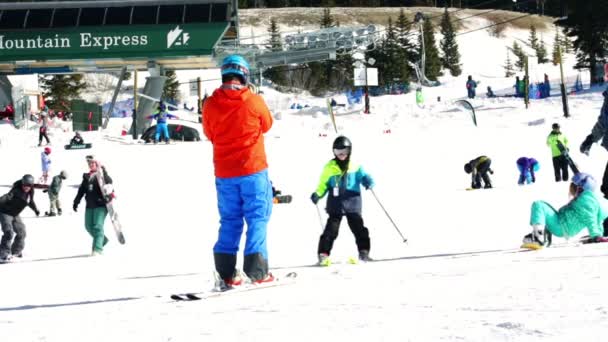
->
<box><xmin>556</xmin><ymin>140</ymin><xmax>580</xmax><ymax>174</ymax></box>
<box><xmin>94</xmin><ymin>163</ymin><xmax>125</xmax><ymax>244</ymax></box>
<box><xmin>273</xmin><ymin>195</ymin><xmax>292</xmax><ymax>204</ymax></box>
<box><xmin>65</xmin><ymin>143</ymin><xmax>92</xmax><ymax>150</ymax></box>
<box><xmin>520</xmin><ymin>242</ymin><xmax>544</xmax><ymax>250</ymax></box>
<box><xmin>170</xmin><ymin>272</ymin><xmax>297</xmax><ymax>301</ymax></box>
<box><xmin>33</xmin><ymin>183</ymin><xmax>49</xmax><ymax>190</ymax></box>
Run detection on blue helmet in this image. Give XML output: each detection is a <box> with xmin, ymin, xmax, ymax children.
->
<box><xmin>221</xmin><ymin>54</ymin><xmax>250</xmax><ymax>84</ymax></box>
<box><xmin>572</xmin><ymin>172</ymin><xmax>597</xmax><ymax>191</ymax></box>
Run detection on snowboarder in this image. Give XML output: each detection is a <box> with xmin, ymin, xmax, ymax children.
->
<box><xmin>0</xmin><ymin>174</ymin><xmax>40</xmax><ymax>262</ymax></box>
<box><xmin>516</xmin><ymin>157</ymin><xmax>539</xmax><ymax>185</ymax></box>
<box><xmin>69</xmin><ymin>132</ymin><xmax>85</xmax><ymax>146</ymax></box>
<box><xmin>40</xmin><ymin>147</ymin><xmax>51</xmax><ymax>184</ymax></box>
<box><xmin>38</xmin><ymin>112</ymin><xmax>50</xmax><ymax>146</ymax></box>
<box><xmin>146</xmin><ymin>102</ymin><xmax>179</xmax><ymax>144</ymax></box>
<box><xmin>202</xmin><ymin>54</ymin><xmax>274</xmax><ymax>287</ymax></box>
<box><xmin>547</xmin><ymin>123</ymin><xmax>569</xmax><ymax>182</ymax></box>
<box><xmin>73</xmin><ymin>155</ymin><xmax>113</xmax><ymax>256</ymax></box>
<box><xmin>523</xmin><ymin>172</ymin><xmax>608</xmax><ymax>247</ymax></box>
<box><xmin>310</xmin><ymin>136</ymin><xmax>374</xmax><ymax>265</ymax></box>
<box><xmin>580</xmin><ymin>88</ymin><xmax>608</xmax><ymax>198</ymax></box>
<box><xmin>486</xmin><ymin>86</ymin><xmax>496</xmax><ymax>98</ymax></box>
<box><xmin>464</xmin><ymin>156</ymin><xmax>493</xmax><ymax>189</ymax></box>
<box><xmin>44</xmin><ymin>170</ymin><xmax>67</xmax><ymax>216</ymax></box>
<box><xmin>466</xmin><ymin>75</ymin><xmax>477</xmax><ymax>99</ymax></box>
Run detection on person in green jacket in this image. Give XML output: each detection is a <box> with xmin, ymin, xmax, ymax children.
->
<box><xmin>546</xmin><ymin>123</ymin><xmax>569</xmax><ymax>182</ymax></box>
<box><xmin>523</xmin><ymin>172</ymin><xmax>608</xmax><ymax>246</ymax></box>
<box><xmin>44</xmin><ymin>170</ymin><xmax>67</xmax><ymax>216</ymax></box>
<box><xmin>310</xmin><ymin>136</ymin><xmax>374</xmax><ymax>265</ymax></box>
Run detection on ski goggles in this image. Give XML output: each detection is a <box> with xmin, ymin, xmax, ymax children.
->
<box><xmin>221</xmin><ymin>63</ymin><xmax>249</xmax><ymax>76</ymax></box>
<box><xmin>333</xmin><ymin>148</ymin><xmax>350</xmax><ymax>157</ymax></box>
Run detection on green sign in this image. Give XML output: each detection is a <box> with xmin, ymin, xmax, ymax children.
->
<box><xmin>0</xmin><ymin>23</ymin><xmax>228</xmax><ymax>62</ymax></box>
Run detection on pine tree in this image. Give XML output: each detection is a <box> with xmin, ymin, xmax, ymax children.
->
<box><xmin>420</xmin><ymin>17</ymin><xmax>442</xmax><ymax>81</ymax></box>
<box><xmin>536</xmin><ymin>37</ymin><xmax>548</xmax><ymax>64</ymax></box>
<box><xmin>162</xmin><ymin>70</ymin><xmax>180</xmax><ymax>103</ymax></box>
<box><xmin>439</xmin><ymin>7</ymin><xmax>462</xmax><ymax>76</ymax></box>
<box><xmin>320</xmin><ymin>7</ymin><xmax>334</xmax><ymax>28</ymax></box>
<box><xmin>263</xmin><ymin>17</ymin><xmax>287</xmax><ymax>86</ymax></box>
<box><xmin>512</xmin><ymin>41</ymin><xmax>526</xmax><ymax>70</ymax></box>
<box><xmin>39</xmin><ymin>74</ymin><xmax>86</xmax><ymax>112</ymax></box>
<box><xmin>528</xmin><ymin>25</ymin><xmax>539</xmax><ymax>50</ymax></box>
<box><xmin>380</xmin><ymin>17</ymin><xmax>409</xmax><ymax>86</ymax></box>
<box><xmin>552</xmin><ymin>29</ymin><xmax>562</xmax><ymax>65</ymax></box>
<box><xmin>504</xmin><ymin>50</ymin><xmax>515</xmax><ymax>77</ymax></box>
<box><xmin>395</xmin><ymin>8</ymin><xmax>416</xmax><ymax>67</ymax></box>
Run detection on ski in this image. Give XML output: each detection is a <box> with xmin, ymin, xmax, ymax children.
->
<box><xmin>170</xmin><ymin>272</ymin><xmax>297</xmax><ymax>301</ymax></box>
<box><xmin>94</xmin><ymin>162</ymin><xmax>126</xmax><ymax>244</ymax></box>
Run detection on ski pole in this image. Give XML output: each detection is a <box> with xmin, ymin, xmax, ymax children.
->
<box><xmin>315</xmin><ymin>203</ymin><xmax>325</xmax><ymax>231</ymax></box>
<box><xmin>370</xmin><ymin>189</ymin><xmax>407</xmax><ymax>243</ymax></box>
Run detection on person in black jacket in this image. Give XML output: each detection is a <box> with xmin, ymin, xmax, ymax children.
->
<box><xmin>73</xmin><ymin>155</ymin><xmax>114</xmax><ymax>256</ymax></box>
<box><xmin>0</xmin><ymin>174</ymin><xmax>40</xmax><ymax>262</ymax></box>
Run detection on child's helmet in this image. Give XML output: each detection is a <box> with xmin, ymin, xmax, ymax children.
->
<box><xmin>221</xmin><ymin>54</ymin><xmax>250</xmax><ymax>85</ymax></box>
<box><xmin>21</xmin><ymin>174</ymin><xmax>35</xmax><ymax>186</ymax></box>
<box><xmin>572</xmin><ymin>172</ymin><xmax>596</xmax><ymax>191</ymax></box>
<box><xmin>464</xmin><ymin>163</ymin><xmax>473</xmax><ymax>174</ymax></box>
<box><xmin>44</xmin><ymin>147</ymin><xmax>51</xmax><ymax>154</ymax></box>
<box><xmin>59</xmin><ymin>170</ymin><xmax>68</xmax><ymax>179</ymax></box>
<box><xmin>332</xmin><ymin>135</ymin><xmax>352</xmax><ymax>150</ymax></box>
<box><xmin>552</xmin><ymin>123</ymin><xmax>560</xmax><ymax>130</ymax></box>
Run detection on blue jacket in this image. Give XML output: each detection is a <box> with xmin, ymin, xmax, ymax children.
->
<box><xmin>314</xmin><ymin>159</ymin><xmax>374</xmax><ymax>215</ymax></box>
<box><xmin>148</xmin><ymin>111</ymin><xmax>177</xmax><ymax>124</ymax></box>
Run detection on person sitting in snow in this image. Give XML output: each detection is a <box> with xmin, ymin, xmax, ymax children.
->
<box><xmin>69</xmin><ymin>132</ymin><xmax>85</xmax><ymax>146</ymax></box>
<box><xmin>516</xmin><ymin>157</ymin><xmax>539</xmax><ymax>185</ymax></box>
<box><xmin>464</xmin><ymin>156</ymin><xmax>493</xmax><ymax>189</ymax></box>
<box><xmin>523</xmin><ymin>172</ymin><xmax>608</xmax><ymax>247</ymax></box>
<box><xmin>310</xmin><ymin>136</ymin><xmax>374</xmax><ymax>265</ymax></box>
<box><xmin>486</xmin><ymin>86</ymin><xmax>496</xmax><ymax>98</ymax></box>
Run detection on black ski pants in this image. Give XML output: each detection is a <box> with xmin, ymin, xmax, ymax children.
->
<box><xmin>552</xmin><ymin>155</ymin><xmax>569</xmax><ymax>182</ymax></box>
<box><xmin>0</xmin><ymin>213</ymin><xmax>26</xmax><ymax>258</ymax></box>
<box><xmin>473</xmin><ymin>159</ymin><xmax>492</xmax><ymax>188</ymax></box>
<box><xmin>318</xmin><ymin>213</ymin><xmax>370</xmax><ymax>255</ymax></box>
<box><xmin>38</xmin><ymin>130</ymin><xmax>50</xmax><ymax>145</ymax></box>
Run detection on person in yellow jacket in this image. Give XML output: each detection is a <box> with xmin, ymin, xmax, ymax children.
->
<box><xmin>547</xmin><ymin>123</ymin><xmax>569</xmax><ymax>182</ymax></box>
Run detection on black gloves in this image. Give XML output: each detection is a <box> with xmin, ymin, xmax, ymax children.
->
<box><xmin>310</xmin><ymin>193</ymin><xmax>320</xmax><ymax>205</ymax></box>
<box><xmin>580</xmin><ymin>134</ymin><xmax>594</xmax><ymax>156</ymax></box>
<box><xmin>73</xmin><ymin>203</ymin><xmax>78</xmax><ymax>212</ymax></box>
<box><xmin>489</xmin><ymin>169</ymin><xmax>494</xmax><ymax>175</ymax></box>
<box><xmin>34</xmin><ymin>209</ymin><xmax>40</xmax><ymax>217</ymax></box>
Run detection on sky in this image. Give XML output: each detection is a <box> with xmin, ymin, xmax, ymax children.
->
<box><xmin>1</xmin><ymin>13</ymin><xmax>608</xmax><ymax>342</ymax></box>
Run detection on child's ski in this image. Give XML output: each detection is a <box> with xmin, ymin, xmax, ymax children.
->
<box><xmin>170</xmin><ymin>272</ymin><xmax>297</xmax><ymax>301</ymax></box>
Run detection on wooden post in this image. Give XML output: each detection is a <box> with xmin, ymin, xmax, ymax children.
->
<box><xmin>197</xmin><ymin>77</ymin><xmax>202</xmax><ymax>114</ymax></box>
<box><xmin>558</xmin><ymin>45</ymin><xmax>570</xmax><ymax>118</ymax></box>
<box><xmin>524</xmin><ymin>56</ymin><xmax>529</xmax><ymax>109</ymax></box>
<box><xmin>132</xmin><ymin>69</ymin><xmax>138</xmax><ymax>139</ymax></box>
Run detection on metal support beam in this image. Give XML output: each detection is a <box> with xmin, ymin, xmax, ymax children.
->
<box><xmin>102</xmin><ymin>66</ymin><xmax>127</xmax><ymax>129</ymax></box>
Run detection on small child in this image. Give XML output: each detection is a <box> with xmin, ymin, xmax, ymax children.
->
<box><xmin>546</xmin><ymin>123</ymin><xmax>569</xmax><ymax>182</ymax></box>
<box><xmin>516</xmin><ymin>157</ymin><xmax>539</xmax><ymax>185</ymax></box>
<box><xmin>40</xmin><ymin>147</ymin><xmax>52</xmax><ymax>184</ymax></box>
<box><xmin>70</xmin><ymin>132</ymin><xmax>85</xmax><ymax>146</ymax></box>
<box><xmin>44</xmin><ymin>170</ymin><xmax>67</xmax><ymax>216</ymax></box>
<box><xmin>523</xmin><ymin>172</ymin><xmax>608</xmax><ymax>247</ymax></box>
<box><xmin>310</xmin><ymin>136</ymin><xmax>374</xmax><ymax>265</ymax></box>
<box><xmin>464</xmin><ymin>156</ymin><xmax>493</xmax><ymax>189</ymax></box>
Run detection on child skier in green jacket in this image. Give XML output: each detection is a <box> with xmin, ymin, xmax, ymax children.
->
<box><xmin>523</xmin><ymin>172</ymin><xmax>608</xmax><ymax>247</ymax></box>
<box><xmin>310</xmin><ymin>136</ymin><xmax>374</xmax><ymax>265</ymax></box>
<box><xmin>546</xmin><ymin>123</ymin><xmax>569</xmax><ymax>182</ymax></box>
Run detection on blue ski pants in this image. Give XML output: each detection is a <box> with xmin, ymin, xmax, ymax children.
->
<box><xmin>154</xmin><ymin>123</ymin><xmax>170</xmax><ymax>141</ymax></box>
<box><xmin>213</xmin><ymin>169</ymin><xmax>273</xmax><ymax>259</ymax></box>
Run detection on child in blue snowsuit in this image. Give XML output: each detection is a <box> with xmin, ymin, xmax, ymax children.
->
<box><xmin>516</xmin><ymin>157</ymin><xmax>539</xmax><ymax>185</ymax></box>
<box><xmin>146</xmin><ymin>102</ymin><xmax>178</xmax><ymax>143</ymax></box>
<box><xmin>40</xmin><ymin>147</ymin><xmax>52</xmax><ymax>184</ymax></box>
<box><xmin>310</xmin><ymin>136</ymin><xmax>375</xmax><ymax>264</ymax></box>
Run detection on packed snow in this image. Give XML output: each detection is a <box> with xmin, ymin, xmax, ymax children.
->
<box><xmin>1</xmin><ymin>13</ymin><xmax>608</xmax><ymax>342</ymax></box>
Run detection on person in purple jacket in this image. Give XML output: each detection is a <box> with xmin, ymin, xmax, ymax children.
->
<box><xmin>516</xmin><ymin>157</ymin><xmax>539</xmax><ymax>185</ymax></box>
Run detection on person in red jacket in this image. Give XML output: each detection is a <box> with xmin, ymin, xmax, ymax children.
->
<box><xmin>202</xmin><ymin>54</ymin><xmax>274</xmax><ymax>289</ymax></box>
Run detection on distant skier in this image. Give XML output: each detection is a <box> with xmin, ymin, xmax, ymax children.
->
<box><xmin>523</xmin><ymin>172</ymin><xmax>608</xmax><ymax>247</ymax></box>
<box><xmin>464</xmin><ymin>156</ymin><xmax>493</xmax><ymax>189</ymax></box>
<box><xmin>40</xmin><ymin>147</ymin><xmax>52</xmax><ymax>184</ymax></box>
<box><xmin>466</xmin><ymin>75</ymin><xmax>478</xmax><ymax>99</ymax></box>
<box><xmin>310</xmin><ymin>136</ymin><xmax>375</xmax><ymax>265</ymax></box>
<box><xmin>69</xmin><ymin>132</ymin><xmax>85</xmax><ymax>146</ymax></box>
<box><xmin>44</xmin><ymin>170</ymin><xmax>67</xmax><ymax>216</ymax></box>
<box><xmin>516</xmin><ymin>157</ymin><xmax>539</xmax><ymax>185</ymax></box>
<box><xmin>580</xmin><ymin>88</ymin><xmax>608</xmax><ymax>199</ymax></box>
<box><xmin>38</xmin><ymin>112</ymin><xmax>50</xmax><ymax>146</ymax></box>
<box><xmin>486</xmin><ymin>86</ymin><xmax>496</xmax><ymax>98</ymax></box>
<box><xmin>146</xmin><ymin>102</ymin><xmax>179</xmax><ymax>144</ymax></box>
<box><xmin>0</xmin><ymin>174</ymin><xmax>40</xmax><ymax>262</ymax></box>
<box><xmin>547</xmin><ymin>123</ymin><xmax>569</xmax><ymax>182</ymax></box>
<box><xmin>73</xmin><ymin>155</ymin><xmax>113</xmax><ymax>256</ymax></box>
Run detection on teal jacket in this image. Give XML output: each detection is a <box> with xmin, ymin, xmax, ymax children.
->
<box><xmin>314</xmin><ymin>159</ymin><xmax>374</xmax><ymax>215</ymax></box>
<box><xmin>556</xmin><ymin>190</ymin><xmax>607</xmax><ymax>238</ymax></box>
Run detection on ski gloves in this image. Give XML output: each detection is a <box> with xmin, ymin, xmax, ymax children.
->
<box><xmin>73</xmin><ymin>203</ymin><xmax>78</xmax><ymax>212</ymax></box>
<box><xmin>310</xmin><ymin>193</ymin><xmax>320</xmax><ymax>205</ymax></box>
<box><xmin>580</xmin><ymin>134</ymin><xmax>594</xmax><ymax>156</ymax></box>
<box><xmin>34</xmin><ymin>209</ymin><xmax>40</xmax><ymax>216</ymax></box>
